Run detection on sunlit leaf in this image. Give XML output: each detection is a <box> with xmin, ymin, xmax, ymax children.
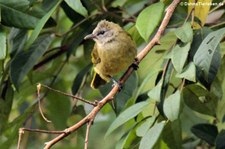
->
<box><xmin>136</xmin><ymin>2</ymin><xmax>164</xmax><ymax>41</ymax></box>
<box><xmin>175</xmin><ymin>22</ymin><xmax>193</xmax><ymax>43</ymax></box>
<box><xmin>111</xmin><ymin>0</ymin><xmax>127</xmax><ymax>7</ymax></box>
<box><xmin>122</xmin><ymin>129</ymin><xmax>137</xmax><ymax>148</ymax></box>
<box><xmin>139</xmin><ymin>121</ymin><xmax>165</xmax><ymax>149</ymax></box>
<box><xmin>105</xmin><ymin>101</ymin><xmax>149</xmax><ymax>137</ymax></box>
<box><xmin>136</xmin><ymin>69</ymin><xmax>161</xmax><ymax>98</ymax></box>
<box><xmin>172</xmin><ymin>43</ymin><xmax>191</xmax><ymax>73</ymax></box>
<box><xmin>65</xmin><ymin>0</ymin><xmax>88</xmax><ymax>17</ymax></box>
<box><xmin>147</xmin><ymin>80</ymin><xmax>162</xmax><ymax>102</ymax></box>
<box><xmin>163</xmin><ymin>91</ymin><xmax>181</xmax><ymax>121</ymax></box>
<box><xmin>0</xmin><ymin>29</ymin><xmax>6</xmax><ymax>60</ymax></box>
<box><xmin>188</xmin><ymin>0</ymin><xmax>212</xmax><ymax>29</ymax></box>
<box><xmin>176</xmin><ymin>62</ymin><xmax>196</xmax><ymax>82</ymax></box>
<box><xmin>136</xmin><ymin>116</ymin><xmax>156</xmax><ymax>137</ymax></box>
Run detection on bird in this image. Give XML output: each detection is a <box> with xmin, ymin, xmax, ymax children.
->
<box><xmin>84</xmin><ymin>20</ymin><xmax>137</xmax><ymax>89</ymax></box>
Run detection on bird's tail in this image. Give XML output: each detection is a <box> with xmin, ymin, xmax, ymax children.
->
<box><xmin>91</xmin><ymin>72</ymin><xmax>107</xmax><ymax>89</ymax></box>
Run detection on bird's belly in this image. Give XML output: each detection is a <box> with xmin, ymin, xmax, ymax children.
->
<box><xmin>96</xmin><ymin>47</ymin><xmax>134</xmax><ymax>76</ymax></box>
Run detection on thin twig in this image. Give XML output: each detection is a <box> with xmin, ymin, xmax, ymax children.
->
<box><xmin>84</xmin><ymin>120</ymin><xmax>93</xmax><ymax>149</ymax></box>
<box><xmin>43</xmin><ymin>1</ymin><xmax>181</xmax><ymax>148</ymax></box>
<box><xmin>40</xmin><ymin>84</ymin><xmax>97</xmax><ymax>106</ymax></box>
<box><xmin>17</xmin><ymin>128</ymin><xmax>24</xmax><ymax>149</ymax></box>
<box><xmin>37</xmin><ymin>83</ymin><xmax>52</xmax><ymax>123</ymax></box>
<box><xmin>21</xmin><ymin>128</ymin><xmax>65</xmax><ymax>134</ymax></box>
<box><xmin>17</xmin><ymin>59</ymin><xmax>68</xmax><ymax>148</ymax></box>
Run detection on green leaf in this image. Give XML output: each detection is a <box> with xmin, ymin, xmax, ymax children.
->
<box><xmin>136</xmin><ymin>116</ymin><xmax>156</xmax><ymax>137</ymax></box>
<box><xmin>162</xmin><ymin>120</ymin><xmax>182</xmax><ymax>149</ymax></box>
<box><xmin>139</xmin><ymin>121</ymin><xmax>165</xmax><ymax>149</ymax></box>
<box><xmin>215</xmin><ymin>130</ymin><xmax>225</xmax><ymax>149</ymax></box>
<box><xmin>9</xmin><ymin>28</ymin><xmax>27</xmax><ymax>56</ymax></box>
<box><xmin>65</xmin><ymin>21</ymin><xmax>94</xmax><ymax>57</ymax></box>
<box><xmin>115</xmin><ymin>72</ymin><xmax>138</xmax><ymax>113</ymax></box>
<box><xmin>163</xmin><ymin>90</ymin><xmax>181</xmax><ymax>121</ymax></box>
<box><xmin>65</xmin><ymin>0</ymin><xmax>88</xmax><ymax>17</ymax></box>
<box><xmin>105</xmin><ymin>101</ymin><xmax>149</xmax><ymax>137</ymax></box>
<box><xmin>175</xmin><ymin>22</ymin><xmax>193</xmax><ymax>43</ymax></box>
<box><xmin>0</xmin><ymin>81</ymin><xmax>14</xmax><ymax>133</ymax></box>
<box><xmin>60</xmin><ymin>1</ymin><xmax>84</xmax><ymax>23</ymax></box>
<box><xmin>111</xmin><ymin>0</ymin><xmax>127</xmax><ymax>7</ymax></box>
<box><xmin>0</xmin><ymin>0</ymin><xmax>40</xmax><ymax>29</ymax></box>
<box><xmin>157</xmin><ymin>61</ymin><xmax>174</xmax><ymax>114</ymax></box>
<box><xmin>193</xmin><ymin>27</ymin><xmax>225</xmax><ymax>85</ymax></box>
<box><xmin>72</xmin><ymin>63</ymin><xmax>92</xmax><ymax>95</ymax></box>
<box><xmin>176</xmin><ymin>62</ymin><xmax>196</xmax><ymax>82</ymax></box>
<box><xmin>183</xmin><ymin>84</ymin><xmax>217</xmax><ymax>116</ymax></box>
<box><xmin>46</xmin><ymin>81</ymin><xmax>71</xmax><ymax>129</ymax></box>
<box><xmin>136</xmin><ymin>2</ymin><xmax>164</xmax><ymax>41</ymax></box>
<box><xmin>147</xmin><ymin>80</ymin><xmax>162</xmax><ymax>102</ymax></box>
<box><xmin>189</xmin><ymin>27</ymin><xmax>211</xmax><ymax>60</ymax></box>
<box><xmin>180</xmin><ymin>104</ymin><xmax>206</xmax><ymax>137</ymax></box>
<box><xmin>122</xmin><ymin>129</ymin><xmax>137</xmax><ymax>148</ymax></box>
<box><xmin>1</xmin><ymin>103</ymin><xmax>36</xmax><ymax>148</ymax></box>
<box><xmin>10</xmin><ymin>34</ymin><xmax>53</xmax><ymax>89</ymax></box>
<box><xmin>136</xmin><ymin>68</ymin><xmax>161</xmax><ymax>98</ymax></box>
<box><xmin>172</xmin><ymin>43</ymin><xmax>191</xmax><ymax>73</ymax></box>
<box><xmin>100</xmin><ymin>73</ymin><xmax>138</xmax><ymax>114</ymax></box>
<box><xmin>191</xmin><ymin>123</ymin><xmax>218</xmax><ymax>145</ymax></box>
<box><xmin>24</xmin><ymin>0</ymin><xmax>61</xmax><ymax>50</ymax></box>
<box><xmin>0</xmin><ymin>29</ymin><xmax>6</xmax><ymax>60</ymax></box>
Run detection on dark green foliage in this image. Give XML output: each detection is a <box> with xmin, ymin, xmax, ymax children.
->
<box><xmin>191</xmin><ymin>123</ymin><xmax>218</xmax><ymax>145</ymax></box>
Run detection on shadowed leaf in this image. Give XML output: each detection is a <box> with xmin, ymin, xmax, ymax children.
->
<box><xmin>10</xmin><ymin>34</ymin><xmax>53</xmax><ymax>89</ymax></box>
<box><xmin>193</xmin><ymin>28</ymin><xmax>225</xmax><ymax>86</ymax></box>
<box><xmin>191</xmin><ymin>123</ymin><xmax>218</xmax><ymax>145</ymax></box>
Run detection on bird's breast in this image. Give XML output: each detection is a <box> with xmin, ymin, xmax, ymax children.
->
<box><xmin>96</xmin><ymin>40</ymin><xmax>136</xmax><ymax>76</ymax></box>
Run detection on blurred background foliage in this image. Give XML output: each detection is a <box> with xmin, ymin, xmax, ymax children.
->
<box><xmin>0</xmin><ymin>0</ymin><xmax>225</xmax><ymax>148</ymax></box>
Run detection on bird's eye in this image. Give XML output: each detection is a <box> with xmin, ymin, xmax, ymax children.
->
<box><xmin>97</xmin><ymin>30</ymin><xmax>105</xmax><ymax>36</ymax></box>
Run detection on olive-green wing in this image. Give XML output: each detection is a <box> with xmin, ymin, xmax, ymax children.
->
<box><xmin>91</xmin><ymin>44</ymin><xmax>101</xmax><ymax>65</ymax></box>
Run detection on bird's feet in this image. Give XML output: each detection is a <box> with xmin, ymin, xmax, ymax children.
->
<box><xmin>132</xmin><ymin>58</ymin><xmax>139</xmax><ymax>70</ymax></box>
<box><xmin>111</xmin><ymin>77</ymin><xmax>123</xmax><ymax>91</ymax></box>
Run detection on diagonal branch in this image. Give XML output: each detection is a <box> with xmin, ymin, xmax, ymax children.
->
<box><xmin>43</xmin><ymin>0</ymin><xmax>181</xmax><ymax>148</ymax></box>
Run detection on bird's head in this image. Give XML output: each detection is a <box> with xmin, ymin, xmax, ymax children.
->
<box><xmin>84</xmin><ymin>20</ymin><xmax>122</xmax><ymax>45</ymax></box>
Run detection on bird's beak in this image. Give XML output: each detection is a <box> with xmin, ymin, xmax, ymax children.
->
<box><xmin>84</xmin><ymin>34</ymin><xmax>96</xmax><ymax>40</ymax></box>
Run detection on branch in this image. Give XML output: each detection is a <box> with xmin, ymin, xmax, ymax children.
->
<box><xmin>84</xmin><ymin>120</ymin><xmax>93</xmax><ymax>149</ymax></box>
<box><xmin>43</xmin><ymin>0</ymin><xmax>181</xmax><ymax>148</ymax></box>
<box><xmin>39</xmin><ymin>83</ymin><xmax>97</xmax><ymax>106</ymax></box>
